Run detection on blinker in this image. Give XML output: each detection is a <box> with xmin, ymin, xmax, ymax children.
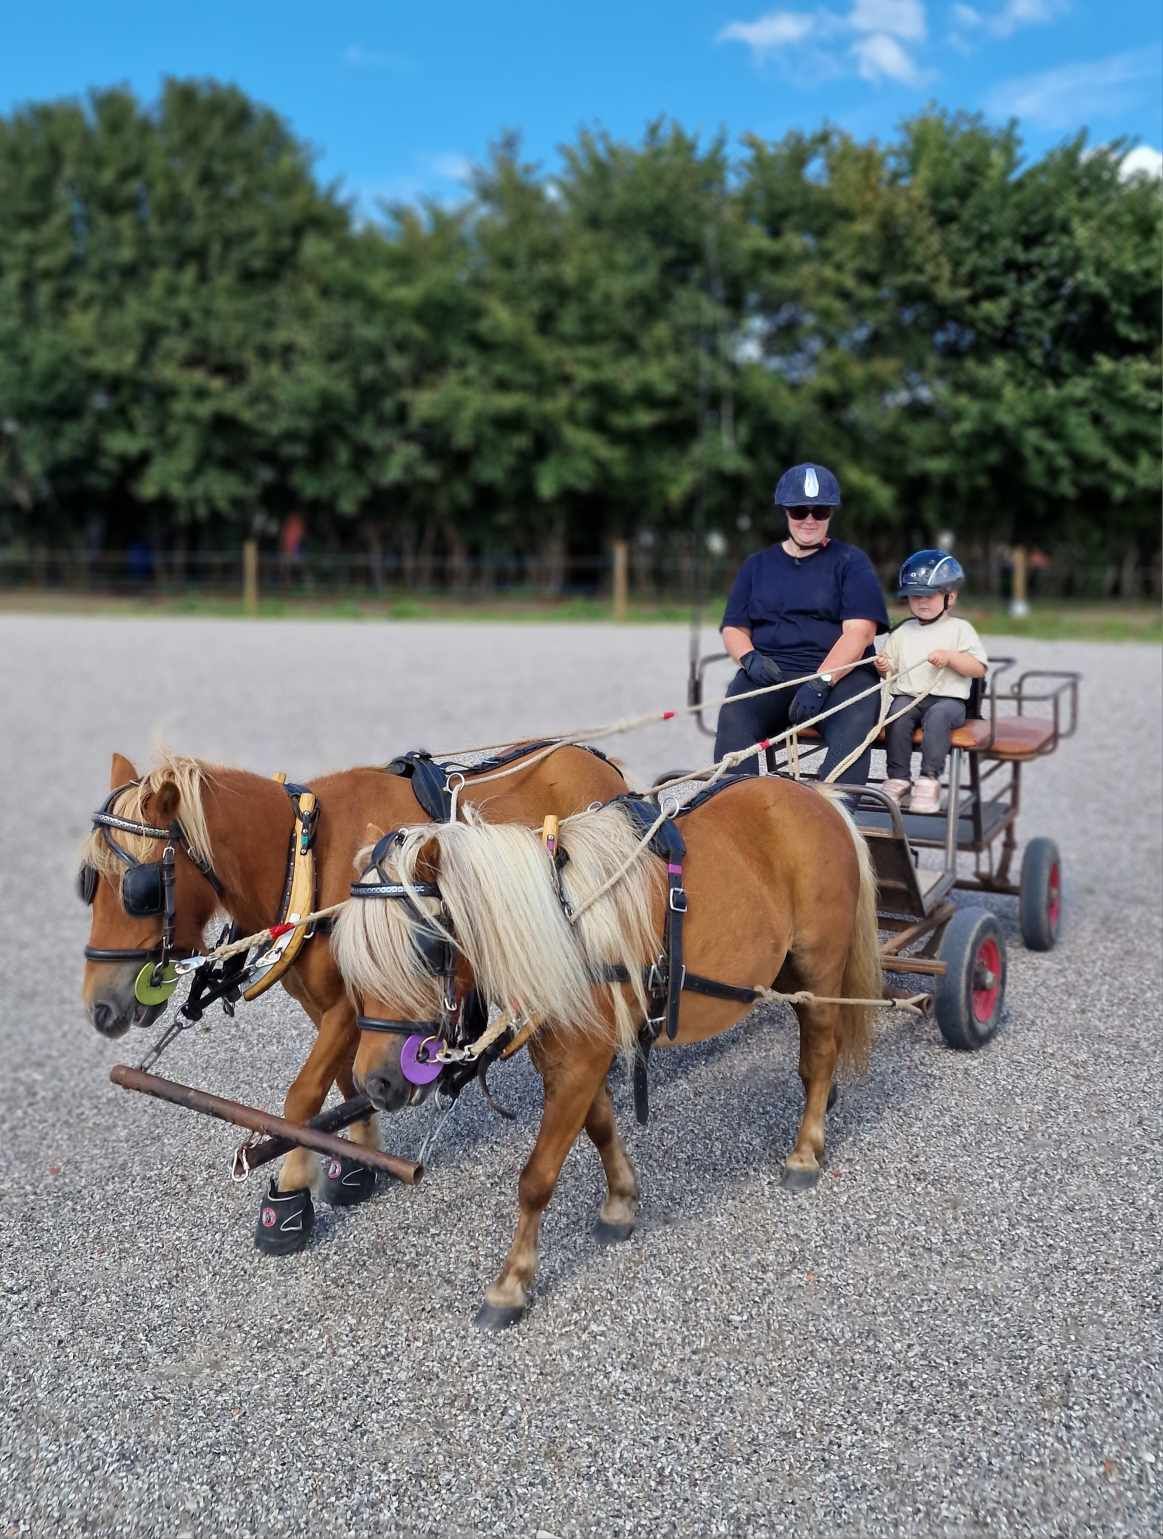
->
<box><xmin>121</xmin><ymin>861</ymin><xmax>165</xmax><ymax>918</ymax></box>
<box><xmin>77</xmin><ymin>864</ymin><xmax>98</xmax><ymax>906</ymax></box>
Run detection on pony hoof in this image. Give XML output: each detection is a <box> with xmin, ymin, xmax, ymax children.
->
<box><xmin>827</xmin><ymin>1084</ymin><xmax>838</xmax><ymax>1112</ymax></box>
<box><xmin>254</xmin><ymin>1181</ymin><xmax>314</xmax><ymax>1255</ymax></box>
<box><xmin>474</xmin><ymin>1301</ymin><xmax>526</xmax><ymax>1331</ymax></box>
<box><xmin>320</xmin><ymin>1155</ymin><xmax>381</xmax><ymax>1208</ymax></box>
<box><xmin>780</xmin><ymin>1164</ymin><xmax>821</xmax><ymax>1193</ymax></box>
<box><xmin>594</xmin><ymin>1218</ymin><xmax>636</xmax><ymax>1246</ymax></box>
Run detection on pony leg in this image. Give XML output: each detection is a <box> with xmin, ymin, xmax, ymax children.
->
<box><xmin>585</xmin><ymin>1074</ymin><xmax>640</xmax><ymax>1244</ymax></box>
<box><xmin>477</xmin><ymin>1037</ymin><xmax>611</xmax><ymax>1329</ymax></box>
<box><xmin>274</xmin><ymin>1002</ymin><xmax>358</xmax><ymax>1194</ymax></box>
<box><xmin>783</xmin><ymin>999</ymin><xmax>841</xmax><ymax>1192</ymax></box>
<box><xmin>314</xmin><ymin>1045</ymin><xmax>383</xmax><ymax>1209</ymax></box>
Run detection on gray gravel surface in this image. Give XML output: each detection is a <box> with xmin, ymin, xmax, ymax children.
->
<box><xmin>1</xmin><ymin>615</ymin><xmax>1160</xmax><ymax>1539</ymax></box>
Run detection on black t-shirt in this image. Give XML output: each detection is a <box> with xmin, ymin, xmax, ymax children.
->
<box><xmin>721</xmin><ymin>538</ymin><xmax>889</xmax><ymax>673</ymax></box>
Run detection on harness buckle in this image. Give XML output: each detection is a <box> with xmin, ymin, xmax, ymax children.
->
<box><xmin>669</xmin><ymin>886</ymin><xmax>688</xmax><ymax>913</ymax></box>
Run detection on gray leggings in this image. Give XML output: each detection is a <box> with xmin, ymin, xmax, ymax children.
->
<box><xmin>885</xmin><ymin>695</ymin><xmax>967</xmax><ymax>780</ymax></box>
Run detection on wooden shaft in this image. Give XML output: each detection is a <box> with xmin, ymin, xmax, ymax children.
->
<box><xmin>110</xmin><ymin>1066</ymin><xmax>422</xmax><ymax>1184</ymax></box>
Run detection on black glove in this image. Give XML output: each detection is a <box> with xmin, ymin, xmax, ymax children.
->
<box><xmin>741</xmin><ymin>650</ymin><xmax>783</xmax><ymax>688</ymax></box>
<box><xmin>788</xmin><ymin>678</ymin><xmax>829</xmax><ymax>726</ymax></box>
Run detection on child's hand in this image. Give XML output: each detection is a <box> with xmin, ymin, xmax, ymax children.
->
<box><xmin>928</xmin><ymin>649</ymin><xmax>951</xmax><ymax>668</ymax></box>
<box><xmin>874</xmin><ymin>652</ymin><xmax>892</xmax><ymax>675</ymax></box>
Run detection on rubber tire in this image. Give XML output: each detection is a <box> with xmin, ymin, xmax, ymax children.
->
<box><xmin>1019</xmin><ymin>837</ymin><xmax>1062</xmax><ymax>952</ymax></box>
<box><xmin>934</xmin><ymin>908</ymin><xmax>1007</xmax><ymax>1051</ymax></box>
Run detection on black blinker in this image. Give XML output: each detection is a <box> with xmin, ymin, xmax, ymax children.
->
<box><xmin>121</xmin><ymin>861</ymin><xmax>165</xmax><ymax>918</ymax></box>
<box><xmin>77</xmin><ymin>864</ymin><xmax>98</xmax><ymax>906</ymax></box>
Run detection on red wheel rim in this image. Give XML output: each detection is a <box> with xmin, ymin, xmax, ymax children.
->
<box><xmin>1047</xmin><ymin>861</ymin><xmax>1061</xmax><ymax>929</ymax></box>
<box><xmin>972</xmin><ymin>936</ymin><xmax>1002</xmax><ymax>1024</ymax></box>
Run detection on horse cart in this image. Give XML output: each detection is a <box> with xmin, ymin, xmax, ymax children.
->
<box><xmin>683</xmin><ymin>646</ymin><xmax>1080</xmax><ymax>1050</ymax></box>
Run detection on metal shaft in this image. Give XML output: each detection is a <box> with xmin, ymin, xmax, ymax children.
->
<box><xmin>110</xmin><ymin>1066</ymin><xmax>422</xmax><ymax>1184</ymax></box>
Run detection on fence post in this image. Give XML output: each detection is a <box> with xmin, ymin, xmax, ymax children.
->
<box><xmin>1009</xmin><ymin>544</ymin><xmax>1028</xmax><ymax>618</ymax></box>
<box><xmin>612</xmin><ymin>539</ymin><xmax>628</xmax><ymax>622</ymax></box>
<box><xmin>242</xmin><ymin>539</ymin><xmax>259</xmax><ymax>616</ymax></box>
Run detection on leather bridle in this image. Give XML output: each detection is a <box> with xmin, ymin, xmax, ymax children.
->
<box><xmin>79</xmin><ymin>782</ymin><xmax>226</xmax><ymax>984</ymax></box>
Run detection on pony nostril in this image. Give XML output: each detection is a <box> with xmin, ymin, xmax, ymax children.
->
<box><xmin>92</xmin><ymin>1001</ymin><xmax>117</xmax><ymax>1034</ymax></box>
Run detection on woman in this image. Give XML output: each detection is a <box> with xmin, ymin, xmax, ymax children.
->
<box><xmin>714</xmin><ymin>462</ymin><xmax>889</xmax><ymax>787</ymax></box>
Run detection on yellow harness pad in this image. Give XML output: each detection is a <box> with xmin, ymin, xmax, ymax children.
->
<box><xmin>242</xmin><ymin>778</ymin><xmax>318</xmax><ymax>1002</ymax></box>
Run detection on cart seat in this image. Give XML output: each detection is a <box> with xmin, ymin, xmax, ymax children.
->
<box><xmin>795</xmin><ymin>716</ymin><xmax>1054</xmax><ymax>757</ymax></box>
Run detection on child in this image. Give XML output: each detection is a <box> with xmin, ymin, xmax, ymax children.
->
<box><xmin>874</xmin><ymin>550</ymin><xmax>988</xmax><ymax>812</ymax></box>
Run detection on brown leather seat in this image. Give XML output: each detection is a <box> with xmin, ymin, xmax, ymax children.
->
<box><xmin>795</xmin><ymin>715</ymin><xmax>1053</xmax><ymax>757</ymax></box>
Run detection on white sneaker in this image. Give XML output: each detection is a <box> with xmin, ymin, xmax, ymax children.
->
<box><xmin>910</xmin><ymin>776</ymin><xmax>941</xmax><ymax>813</ymax></box>
<box><xmin>881</xmin><ymin>778</ymin><xmax>910</xmax><ymax>804</ymax></box>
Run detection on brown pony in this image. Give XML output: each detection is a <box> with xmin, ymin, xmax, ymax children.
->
<box><xmin>336</xmin><ymin>775</ymin><xmax>882</xmax><ymax>1327</ymax></box>
<box><xmin>79</xmin><ymin>744</ymin><xmax>626</xmax><ymax>1252</ymax></box>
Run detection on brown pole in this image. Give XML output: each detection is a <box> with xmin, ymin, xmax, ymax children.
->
<box><xmin>241</xmin><ymin>1093</ymin><xmax>375</xmax><ymax>1173</ymax></box>
<box><xmin>242</xmin><ymin>538</ymin><xmax>259</xmax><ymax>616</ymax></box>
<box><xmin>110</xmin><ymin>1066</ymin><xmax>422</xmax><ymax>1184</ymax></box>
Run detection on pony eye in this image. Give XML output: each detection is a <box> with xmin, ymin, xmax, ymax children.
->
<box><xmin>77</xmin><ymin>865</ymin><xmax>98</xmax><ymax>906</ymax></box>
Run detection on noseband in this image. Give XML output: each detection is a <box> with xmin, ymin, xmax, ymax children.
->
<box><xmin>349</xmin><ymin>832</ymin><xmax>478</xmax><ymax>1076</ymax></box>
<box><xmin>79</xmin><ymin>783</ymin><xmax>226</xmax><ymax>985</ymax></box>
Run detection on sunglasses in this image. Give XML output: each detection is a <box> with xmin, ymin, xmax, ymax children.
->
<box><xmin>784</xmin><ymin>507</ymin><xmax>831</xmax><ymax>521</ymax></box>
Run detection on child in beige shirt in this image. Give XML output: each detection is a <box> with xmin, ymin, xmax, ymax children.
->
<box><xmin>874</xmin><ymin>550</ymin><xmax>987</xmax><ymax>812</ymax></box>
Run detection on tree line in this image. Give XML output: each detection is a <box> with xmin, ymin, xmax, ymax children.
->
<box><xmin>0</xmin><ymin>78</ymin><xmax>1159</xmax><ymax>593</ymax></box>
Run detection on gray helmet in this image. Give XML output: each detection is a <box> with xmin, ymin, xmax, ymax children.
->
<box><xmin>897</xmin><ymin>549</ymin><xmax>965</xmax><ymax>596</ymax></box>
<box><xmin>773</xmin><ymin>462</ymin><xmax>842</xmax><ymax>508</ymax></box>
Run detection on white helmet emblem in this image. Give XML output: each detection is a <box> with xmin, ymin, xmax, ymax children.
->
<box><xmin>804</xmin><ymin>467</ymin><xmax>819</xmax><ymax>498</ymax></box>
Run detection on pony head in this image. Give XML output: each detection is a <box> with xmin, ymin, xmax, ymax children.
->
<box><xmin>79</xmin><ymin>752</ymin><xmax>224</xmax><ymax>1037</ymax></box>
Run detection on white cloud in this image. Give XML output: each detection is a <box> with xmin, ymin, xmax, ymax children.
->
<box><xmin>957</xmin><ymin>0</ymin><xmax>1068</xmax><ymax>39</ymax></box>
<box><xmin>987</xmin><ymin>48</ymin><xmax>1161</xmax><ymax>129</ymax></box>
<box><xmin>717</xmin><ymin>11</ymin><xmax>827</xmax><ymax>55</ymax></box>
<box><xmin>854</xmin><ymin>31</ymin><xmax>923</xmax><ymax>82</ymax></box>
<box><xmin>849</xmin><ymin>0</ymin><xmax>926</xmax><ymax>40</ymax></box>
<box><xmin>718</xmin><ymin>3</ymin><xmax>927</xmax><ymax>81</ymax></box>
<box><xmin>1120</xmin><ymin>145</ymin><xmax>1163</xmax><ymax>180</ymax></box>
<box><xmin>342</xmin><ymin>43</ymin><xmax>415</xmax><ymax>74</ymax></box>
<box><xmin>426</xmin><ymin>153</ymin><xmax>472</xmax><ymax>182</ymax></box>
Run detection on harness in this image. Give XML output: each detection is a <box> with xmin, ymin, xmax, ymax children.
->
<box><xmin>594</xmin><ymin>782</ymin><xmax>764</xmax><ymax>1126</ymax></box>
<box><xmin>80</xmin><ymin>777</ymin><xmax>320</xmax><ymax>1020</ymax></box>
<box><xmin>383</xmin><ymin>740</ymin><xmax>613</xmax><ymax>822</ymax></box>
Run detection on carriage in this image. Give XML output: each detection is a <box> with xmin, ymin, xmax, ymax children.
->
<box><xmin>684</xmin><ymin>643</ymin><xmax>1080</xmax><ymax>1050</ymax></box>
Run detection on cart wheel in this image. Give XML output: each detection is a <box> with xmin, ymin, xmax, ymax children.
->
<box><xmin>934</xmin><ymin>909</ymin><xmax>1007</xmax><ymax>1051</ymax></box>
<box><xmin>1019</xmin><ymin>837</ymin><xmax>1062</xmax><ymax>952</ymax></box>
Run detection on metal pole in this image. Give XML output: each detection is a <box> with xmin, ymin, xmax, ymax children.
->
<box><xmin>240</xmin><ymin>1093</ymin><xmax>375</xmax><ymax>1174</ymax></box>
<box><xmin>110</xmin><ymin>1066</ymin><xmax>422</xmax><ymax>1184</ymax></box>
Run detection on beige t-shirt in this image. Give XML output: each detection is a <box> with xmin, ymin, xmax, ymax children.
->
<box><xmin>879</xmin><ymin>613</ymin><xmax>988</xmax><ymax>700</ymax></box>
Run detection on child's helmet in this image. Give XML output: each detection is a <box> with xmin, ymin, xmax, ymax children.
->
<box><xmin>897</xmin><ymin>549</ymin><xmax>965</xmax><ymax>596</ymax></box>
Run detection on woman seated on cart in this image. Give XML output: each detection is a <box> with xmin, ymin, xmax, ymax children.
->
<box><xmin>714</xmin><ymin>462</ymin><xmax>889</xmax><ymax>787</ymax></box>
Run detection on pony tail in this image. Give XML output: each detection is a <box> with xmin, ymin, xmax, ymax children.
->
<box><xmin>819</xmin><ymin>792</ymin><xmax>881</xmax><ymax>1073</ymax></box>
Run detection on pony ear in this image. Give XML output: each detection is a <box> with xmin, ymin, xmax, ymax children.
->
<box><xmin>413</xmin><ymin>836</ymin><xmax>441</xmax><ymax>883</ymax></box>
<box><xmin>364</xmin><ymin>822</ymin><xmax>385</xmax><ymax>845</ymax></box>
<box><xmin>152</xmin><ymin>779</ymin><xmax>181</xmax><ymax>823</ymax></box>
<box><xmin>110</xmin><ymin>752</ymin><xmax>138</xmax><ymax>787</ymax></box>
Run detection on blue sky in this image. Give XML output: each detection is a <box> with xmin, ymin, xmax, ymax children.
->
<box><xmin>3</xmin><ymin>2</ymin><xmax>1160</xmax><ymax>209</ymax></box>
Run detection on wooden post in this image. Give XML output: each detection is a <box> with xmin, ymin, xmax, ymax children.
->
<box><xmin>612</xmin><ymin>538</ymin><xmax>628</xmax><ymax>622</ymax></box>
<box><xmin>1009</xmin><ymin>544</ymin><xmax>1029</xmax><ymax>619</ymax></box>
<box><xmin>242</xmin><ymin>538</ymin><xmax>259</xmax><ymax>616</ymax></box>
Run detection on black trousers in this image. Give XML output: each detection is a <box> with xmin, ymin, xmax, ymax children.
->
<box><xmin>884</xmin><ymin>695</ymin><xmax>967</xmax><ymax>780</ymax></box>
<box><xmin>713</xmin><ymin>660</ymin><xmax>881</xmax><ymax>787</ymax></box>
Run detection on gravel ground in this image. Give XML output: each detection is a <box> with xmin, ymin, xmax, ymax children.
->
<box><xmin>1</xmin><ymin>615</ymin><xmax>1160</xmax><ymax>1539</ymax></box>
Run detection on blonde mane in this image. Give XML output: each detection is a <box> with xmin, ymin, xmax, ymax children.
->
<box><xmin>80</xmin><ymin>753</ymin><xmax>217</xmax><ymax>887</ymax></box>
<box><xmin>331</xmin><ymin>803</ymin><xmax>665</xmax><ymax>1051</ymax></box>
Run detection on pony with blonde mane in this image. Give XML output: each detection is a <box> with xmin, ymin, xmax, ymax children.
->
<box><xmin>79</xmin><ymin>744</ymin><xmax>626</xmax><ymax>1253</ymax></box>
<box><xmin>337</xmin><ymin>774</ymin><xmax>882</xmax><ymax>1328</ymax></box>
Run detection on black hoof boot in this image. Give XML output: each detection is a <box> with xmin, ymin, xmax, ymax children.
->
<box><xmin>594</xmin><ymin>1218</ymin><xmax>636</xmax><ymax>1246</ymax></box>
<box><xmin>474</xmin><ymin>1300</ymin><xmax>525</xmax><ymax>1331</ymax></box>
<box><xmin>827</xmin><ymin>1083</ymin><xmax>838</xmax><ymax>1112</ymax></box>
<box><xmin>780</xmin><ymin>1163</ymin><xmax>822</xmax><ymax>1193</ymax></box>
<box><xmin>320</xmin><ymin>1155</ymin><xmax>380</xmax><ymax>1208</ymax></box>
<box><xmin>254</xmin><ymin>1180</ymin><xmax>314</xmax><ymax>1255</ymax></box>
